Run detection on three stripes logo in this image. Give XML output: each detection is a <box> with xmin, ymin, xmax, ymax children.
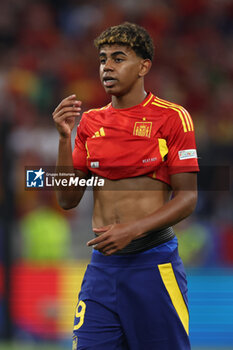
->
<box><xmin>92</xmin><ymin>127</ymin><xmax>105</xmax><ymax>138</ymax></box>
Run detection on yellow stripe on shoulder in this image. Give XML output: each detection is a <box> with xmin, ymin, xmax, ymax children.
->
<box><xmin>151</xmin><ymin>100</ymin><xmax>188</xmax><ymax>133</ymax></box>
<box><xmin>155</xmin><ymin>97</ymin><xmax>194</xmax><ymax>131</ymax></box>
<box><xmin>143</xmin><ymin>93</ymin><xmax>154</xmax><ymax>107</ymax></box>
<box><xmin>84</xmin><ymin>103</ymin><xmax>111</xmax><ymax>114</ymax></box>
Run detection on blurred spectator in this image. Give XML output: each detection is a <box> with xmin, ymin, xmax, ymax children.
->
<box><xmin>175</xmin><ymin>217</ymin><xmax>214</xmax><ymax>267</ymax></box>
<box><xmin>20</xmin><ymin>206</ymin><xmax>71</xmax><ymax>262</ymax></box>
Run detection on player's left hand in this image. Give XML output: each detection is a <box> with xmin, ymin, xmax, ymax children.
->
<box><xmin>87</xmin><ymin>223</ymin><xmax>136</xmax><ymax>255</ymax></box>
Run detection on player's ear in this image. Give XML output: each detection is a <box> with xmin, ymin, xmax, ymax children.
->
<box><xmin>138</xmin><ymin>59</ymin><xmax>152</xmax><ymax>77</ymax></box>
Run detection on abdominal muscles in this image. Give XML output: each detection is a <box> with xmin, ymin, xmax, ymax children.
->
<box><xmin>92</xmin><ymin>176</ymin><xmax>171</xmax><ymax>228</ymax></box>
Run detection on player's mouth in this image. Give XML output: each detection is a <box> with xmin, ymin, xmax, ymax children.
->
<box><xmin>103</xmin><ymin>77</ymin><xmax>117</xmax><ymax>87</ymax></box>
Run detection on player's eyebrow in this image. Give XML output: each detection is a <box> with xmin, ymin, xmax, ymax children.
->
<box><xmin>99</xmin><ymin>51</ymin><xmax>128</xmax><ymax>58</ymax></box>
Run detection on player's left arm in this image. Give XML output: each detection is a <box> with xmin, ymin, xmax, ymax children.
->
<box><xmin>141</xmin><ymin>105</ymin><xmax>199</xmax><ymax>230</ymax></box>
<box><xmin>132</xmin><ymin>171</ymin><xmax>198</xmax><ymax>236</ymax></box>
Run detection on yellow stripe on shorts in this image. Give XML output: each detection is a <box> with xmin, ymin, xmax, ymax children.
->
<box><xmin>158</xmin><ymin>262</ymin><xmax>189</xmax><ymax>335</ymax></box>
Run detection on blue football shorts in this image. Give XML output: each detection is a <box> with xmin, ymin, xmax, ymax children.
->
<box><xmin>72</xmin><ymin>237</ymin><xmax>191</xmax><ymax>350</ymax></box>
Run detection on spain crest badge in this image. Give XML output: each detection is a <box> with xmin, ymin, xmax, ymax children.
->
<box><xmin>133</xmin><ymin>121</ymin><xmax>152</xmax><ymax>138</ymax></box>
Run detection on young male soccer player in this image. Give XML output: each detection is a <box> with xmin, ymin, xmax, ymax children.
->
<box><xmin>53</xmin><ymin>22</ymin><xmax>199</xmax><ymax>350</ymax></box>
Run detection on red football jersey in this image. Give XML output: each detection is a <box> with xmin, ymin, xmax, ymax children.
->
<box><xmin>72</xmin><ymin>92</ymin><xmax>199</xmax><ymax>185</ymax></box>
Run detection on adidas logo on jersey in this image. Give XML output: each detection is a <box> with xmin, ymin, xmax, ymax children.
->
<box><xmin>92</xmin><ymin>127</ymin><xmax>105</xmax><ymax>138</ymax></box>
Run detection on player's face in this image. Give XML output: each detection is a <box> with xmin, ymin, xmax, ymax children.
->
<box><xmin>99</xmin><ymin>44</ymin><xmax>146</xmax><ymax>96</ymax></box>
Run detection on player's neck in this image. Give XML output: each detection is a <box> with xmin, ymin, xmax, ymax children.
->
<box><xmin>111</xmin><ymin>87</ymin><xmax>147</xmax><ymax>109</ymax></box>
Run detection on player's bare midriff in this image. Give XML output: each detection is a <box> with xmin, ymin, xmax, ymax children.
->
<box><xmin>92</xmin><ymin>175</ymin><xmax>171</xmax><ymax>228</ymax></box>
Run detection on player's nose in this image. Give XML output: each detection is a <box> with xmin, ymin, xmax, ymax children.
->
<box><xmin>103</xmin><ymin>59</ymin><xmax>114</xmax><ymax>71</ymax></box>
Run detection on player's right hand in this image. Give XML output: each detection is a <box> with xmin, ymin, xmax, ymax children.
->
<box><xmin>52</xmin><ymin>94</ymin><xmax>82</xmax><ymax>138</ymax></box>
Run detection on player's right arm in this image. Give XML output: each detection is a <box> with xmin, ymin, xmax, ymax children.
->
<box><xmin>53</xmin><ymin>94</ymin><xmax>88</xmax><ymax>209</ymax></box>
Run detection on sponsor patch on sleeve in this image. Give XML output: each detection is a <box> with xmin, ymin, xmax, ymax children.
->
<box><xmin>178</xmin><ymin>149</ymin><xmax>197</xmax><ymax>160</ymax></box>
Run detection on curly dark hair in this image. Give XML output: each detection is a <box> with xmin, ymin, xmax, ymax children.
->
<box><xmin>94</xmin><ymin>22</ymin><xmax>154</xmax><ymax>61</ymax></box>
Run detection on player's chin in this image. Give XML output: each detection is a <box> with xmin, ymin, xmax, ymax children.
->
<box><xmin>102</xmin><ymin>83</ymin><xmax>119</xmax><ymax>95</ymax></box>
<box><xmin>103</xmin><ymin>86</ymin><xmax>117</xmax><ymax>94</ymax></box>
<box><xmin>105</xmin><ymin>88</ymin><xmax>125</xmax><ymax>98</ymax></box>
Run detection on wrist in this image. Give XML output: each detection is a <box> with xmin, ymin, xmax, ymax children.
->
<box><xmin>59</xmin><ymin>134</ymin><xmax>71</xmax><ymax>142</ymax></box>
<box><xmin>128</xmin><ymin>220</ymin><xmax>145</xmax><ymax>239</ymax></box>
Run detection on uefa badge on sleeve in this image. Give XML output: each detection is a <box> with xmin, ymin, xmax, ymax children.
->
<box><xmin>26</xmin><ymin>168</ymin><xmax>45</xmax><ymax>188</ymax></box>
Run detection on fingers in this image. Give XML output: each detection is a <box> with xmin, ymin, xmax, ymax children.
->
<box><xmin>87</xmin><ymin>229</ymin><xmax>118</xmax><ymax>255</ymax></box>
<box><xmin>88</xmin><ymin>225</ymin><xmax>113</xmax><ymax>248</ymax></box>
<box><xmin>92</xmin><ymin>240</ymin><xmax>114</xmax><ymax>251</ymax></box>
<box><xmin>52</xmin><ymin>94</ymin><xmax>82</xmax><ymax>137</ymax></box>
<box><xmin>103</xmin><ymin>248</ymin><xmax>117</xmax><ymax>256</ymax></box>
<box><xmin>53</xmin><ymin>105</ymin><xmax>81</xmax><ymax>122</ymax></box>
<box><xmin>53</xmin><ymin>95</ymin><xmax>81</xmax><ymax>119</ymax></box>
<box><xmin>87</xmin><ymin>233</ymin><xmax>107</xmax><ymax>247</ymax></box>
<box><xmin>87</xmin><ymin>237</ymin><xmax>117</xmax><ymax>256</ymax></box>
<box><xmin>53</xmin><ymin>95</ymin><xmax>81</xmax><ymax>118</ymax></box>
<box><xmin>98</xmin><ymin>240</ymin><xmax>118</xmax><ymax>255</ymax></box>
<box><xmin>54</xmin><ymin>94</ymin><xmax>82</xmax><ymax>114</ymax></box>
<box><xmin>93</xmin><ymin>225</ymin><xmax>112</xmax><ymax>233</ymax></box>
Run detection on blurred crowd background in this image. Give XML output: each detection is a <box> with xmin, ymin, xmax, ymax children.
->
<box><xmin>0</xmin><ymin>0</ymin><xmax>233</xmax><ymax>349</ymax></box>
